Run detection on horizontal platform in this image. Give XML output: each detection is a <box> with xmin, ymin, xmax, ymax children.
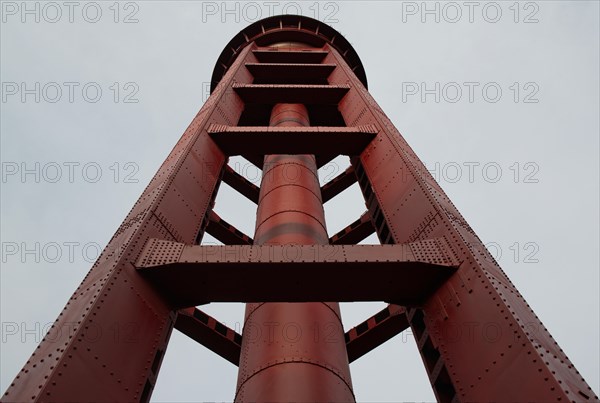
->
<box><xmin>136</xmin><ymin>239</ymin><xmax>459</xmax><ymax>307</ymax></box>
<box><xmin>246</xmin><ymin>63</ymin><xmax>336</xmax><ymax>83</ymax></box>
<box><xmin>208</xmin><ymin>124</ymin><xmax>377</xmax><ymax>157</ymax></box>
<box><xmin>252</xmin><ymin>50</ymin><xmax>328</xmax><ymax>64</ymax></box>
<box><xmin>232</xmin><ymin>83</ymin><xmax>350</xmax><ymax>104</ymax></box>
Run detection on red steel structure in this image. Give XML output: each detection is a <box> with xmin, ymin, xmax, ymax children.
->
<box><xmin>2</xmin><ymin>15</ymin><xmax>598</xmax><ymax>403</ymax></box>
<box><xmin>235</xmin><ymin>102</ymin><xmax>353</xmax><ymax>402</ymax></box>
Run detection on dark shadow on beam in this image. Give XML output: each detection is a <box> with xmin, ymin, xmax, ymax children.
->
<box><xmin>205</xmin><ymin>211</ymin><xmax>253</xmax><ymax>245</ymax></box>
<box><xmin>345</xmin><ymin>304</ymin><xmax>408</xmax><ymax>363</ymax></box>
<box><xmin>136</xmin><ymin>239</ymin><xmax>459</xmax><ymax>308</ymax></box>
<box><xmin>330</xmin><ymin>211</ymin><xmax>375</xmax><ymax>245</ymax></box>
<box><xmin>175</xmin><ymin>308</ymin><xmax>241</xmax><ymax>366</ymax></box>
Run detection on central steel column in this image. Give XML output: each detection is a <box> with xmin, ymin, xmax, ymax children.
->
<box><xmin>234</xmin><ymin>104</ymin><xmax>354</xmax><ymax>402</ymax></box>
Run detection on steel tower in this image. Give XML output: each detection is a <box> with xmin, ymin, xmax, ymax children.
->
<box><xmin>2</xmin><ymin>15</ymin><xmax>598</xmax><ymax>403</ymax></box>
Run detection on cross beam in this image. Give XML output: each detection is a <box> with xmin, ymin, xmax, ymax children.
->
<box><xmin>136</xmin><ymin>239</ymin><xmax>459</xmax><ymax>308</ymax></box>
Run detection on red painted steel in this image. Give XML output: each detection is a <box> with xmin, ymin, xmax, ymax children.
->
<box><xmin>324</xmin><ymin>41</ymin><xmax>598</xmax><ymax>401</ymax></box>
<box><xmin>208</xmin><ymin>124</ymin><xmax>377</xmax><ymax>157</ymax></box>
<box><xmin>232</xmin><ymin>83</ymin><xmax>350</xmax><ymax>104</ymax></box>
<box><xmin>3</xmin><ymin>14</ymin><xmax>598</xmax><ymax>403</ymax></box>
<box><xmin>235</xmin><ymin>103</ymin><xmax>354</xmax><ymax>402</ymax></box>
<box><xmin>206</xmin><ymin>210</ymin><xmax>253</xmax><ymax>245</ymax></box>
<box><xmin>1</xmin><ymin>43</ymin><xmax>255</xmax><ymax>403</ymax></box>
<box><xmin>245</xmin><ymin>63</ymin><xmax>335</xmax><ymax>83</ymax></box>
<box><xmin>222</xmin><ymin>164</ymin><xmax>260</xmax><ymax>204</ymax></box>
<box><xmin>175</xmin><ymin>308</ymin><xmax>242</xmax><ymax>366</ymax></box>
<box><xmin>135</xmin><ymin>240</ymin><xmax>457</xmax><ymax>305</ymax></box>
<box><xmin>346</xmin><ymin>305</ymin><xmax>409</xmax><ymax>363</ymax></box>
<box><xmin>329</xmin><ymin>211</ymin><xmax>375</xmax><ymax>245</ymax></box>
<box><xmin>321</xmin><ymin>166</ymin><xmax>358</xmax><ymax>203</ymax></box>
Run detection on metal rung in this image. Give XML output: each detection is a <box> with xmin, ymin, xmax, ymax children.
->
<box><xmin>232</xmin><ymin>83</ymin><xmax>350</xmax><ymax>104</ymax></box>
<box><xmin>252</xmin><ymin>50</ymin><xmax>328</xmax><ymax>63</ymax></box>
<box><xmin>208</xmin><ymin>124</ymin><xmax>376</xmax><ymax>157</ymax></box>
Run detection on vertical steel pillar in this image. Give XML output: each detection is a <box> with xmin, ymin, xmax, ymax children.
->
<box><xmin>235</xmin><ymin>103</ymin><xmax>354</xmax><ymax>402</ymax></box>
<box><xmin>0</xmin><ymin>43</ymin><xmax>253</xmax><ymax>403</ymax></box>
<box><xmin>325</xmin><ymin>40</ymin><xmax>598</xmax><ymax>401</ymax></box>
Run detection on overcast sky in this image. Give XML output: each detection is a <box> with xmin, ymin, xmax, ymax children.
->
<box><xmin>1</xmin><ymin>1</ymin><xmax>599</xmax><ymax>402</ymax></box>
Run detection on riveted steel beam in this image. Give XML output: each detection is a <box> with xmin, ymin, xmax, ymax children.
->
<box><xmin>205</xmin><ymin>211</ymin><xmax>253</xmax><ymax>246</ymax></box>
<box><xmin>222</xmin><ymin>165</ymin><xmax>260</xmax><ymax>204</ymax></box>
<box><xmin>245</xmin><ymin>63</ymin><xmax>336</xmax><ymax>83</ymax></box>
<box><xmin>321</xmin><ymin>166</ymin><xmax>358</xmax><ymax>203</ymax></box>
<box><xmin>330</xmin><ymin>211</ymin><xmax>375</xmax><ymax>245</ymax></box>
<box><xmin>251</xmin><ymin>50</ymin><xmax>328</xmax><ymax>64</ymax></box>
<box><xmin>208</xmin><ymin>124</ymin><xmax>376</xmax><ymax>157</ymax></box>
<box><xmin>346</xmin><ymin>305</ymin><xmax>408</xmax><ymax>363</ymax></box>
<box><xmin>232</xmin><ymin>83</ymin><xmax>350</xmax><ymax>104</ymax></box>
<box><xmin>135</xmin><ymin>238</ymin><xmax>459</xmax><ymax>307</ymax></box>
<box><xmin>175</xmin><ymin>308</ymin><xmax>242</xmax><ymax>366</ymax></box>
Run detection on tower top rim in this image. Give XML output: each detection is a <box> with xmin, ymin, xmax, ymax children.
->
<box><xmin>210</xmin><ymin>14</ymin><xmax>368</xmax><ymax>93</ymax></box>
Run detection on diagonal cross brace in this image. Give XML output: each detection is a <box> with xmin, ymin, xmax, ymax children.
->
<box><xmin>205</xmin><ymin>211</ymin><xmax>253</xmax><ymax>245</ymax></box>
<box><xmin>222</xmin><ymin>165</ymin><xmax>260</xmax><ymax>204</ymax></box>
<box><xmin>321</xmin><ymin>165</ymin><xmax>358</xmax><ymax>203</ymax></box>
<box><xmin>330</xmin><ymin>211</ymin><xmax>375</xmax><ymax>245</ymax></box>
<box><xmin>177</xmin><ymin>304</ymin><xmax>409</xmax><ymax>367</ymax></box>
<box><xmin>346</xmin><ymin>304</ymin><xmax>409</xmax><ymax>363</ymax></box>
<box><xmin>175</xmin><ymin>308</ymin><xmax>242</xmax><ymax>366</ymax></box>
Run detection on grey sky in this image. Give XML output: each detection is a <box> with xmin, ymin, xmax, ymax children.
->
<box><xmin>1</xmin><ymin>1</ymin><xmax>598</xmax><ymax>401</ymax></box>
